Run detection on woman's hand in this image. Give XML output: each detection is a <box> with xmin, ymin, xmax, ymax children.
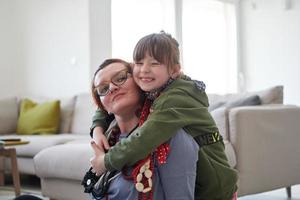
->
<box><xmin>90</xmin><ymin>140</ymin><xmax>107</xmax><ymax>175</ymax></box>
<box><xmin>93</xmin><ymin>126</ymin><xmax>110</xmax><ymax>152</ymax></box>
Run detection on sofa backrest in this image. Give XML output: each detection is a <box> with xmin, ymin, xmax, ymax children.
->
<box><xmin>207</xmin><ymin>85</ymin><xmax>283</xmax><ymax>108</ymax></box>
<box><xmin>18</xmin><ymin>95</ymin><xmax>77</xmax><ymax>134</ymax></box>
<box><xmin>0</xmin><ymin>94</ymin><xmax>95</xmax><ymax>136</ymax></box>
<box><xmin>70</xmin><ymin>93</ymin><xmax>96</xmax><ymax>135</ymax></box>
<box><xmin>0</xmin><ymin>97</ymin><xmax>19</xmax><ymax>135</ymax></box>
<box><xmin>207</xmin><ymin>85</ymin><xmax>284</xmax><ymax>141</ymax></box>
<box><xmin>249</xmin><ymin>85</ymin><xmax>283</xmax><ymax>104</ymax></box>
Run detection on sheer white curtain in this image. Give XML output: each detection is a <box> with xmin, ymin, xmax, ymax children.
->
<box><xmin>111</xmin><ymin>0</ymin><xmax>175</xmax><ymax>61</ymax></box>
<box><xmin>182</xmin><ymin>0</ymin><xmax>237</xmax><ymax>94</ymax></box>
<box><xmin>111</xmin><ymin>0</ymin><xmax>237</xmax><ymax>93</ymax></box>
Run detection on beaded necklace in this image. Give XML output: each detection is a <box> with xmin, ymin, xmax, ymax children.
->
<box><xmin>130</xmin><ymin>78</ymin><xmax>174</xmax><ymax>200</ymax></box>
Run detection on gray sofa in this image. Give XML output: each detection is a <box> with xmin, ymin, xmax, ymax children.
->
<box><xmin>0</xmin><ymin>94</ymin><xmax>92</xmax><ymax>181</ymax></box>
<box><xmin>1</xmin><ymin>86</ymin><xmax>300</xmax><ymax>200</ymax></box>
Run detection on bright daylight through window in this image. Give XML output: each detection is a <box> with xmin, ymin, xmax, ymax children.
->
<box><xmin>111</xmin><ymin>0</ymin><xmax>237</xmax><ymax>94</ymax></box>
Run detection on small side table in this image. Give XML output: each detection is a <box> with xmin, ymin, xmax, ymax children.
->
<box><xmin>0</xmin><ymin>147</ymin><xmax>21</xmax><ymax>196</ymax></box>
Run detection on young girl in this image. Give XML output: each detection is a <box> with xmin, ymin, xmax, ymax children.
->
<box><xmin>91</xmin><ymin>31</ymin><xmax>238</xmax><ymax>200</ymax></box>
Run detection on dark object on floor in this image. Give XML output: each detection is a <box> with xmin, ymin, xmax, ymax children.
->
<box><xmin>14</xmin><ymin>195</ymin><xmax>43</xmax><ymax>200</ymax></box>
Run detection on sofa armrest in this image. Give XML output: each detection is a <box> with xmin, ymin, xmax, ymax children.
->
<box><xmin>228</xmin><ymin>104</ymin><xmax>300</xmax><ymax>196</ymax></box>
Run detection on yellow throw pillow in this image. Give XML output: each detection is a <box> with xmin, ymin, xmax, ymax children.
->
<box><xmin>17</xmin><ymin>98</ymin><xmax>60</xmax><ymax>135</ymax></box>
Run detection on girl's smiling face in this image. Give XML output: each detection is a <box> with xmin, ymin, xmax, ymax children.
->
<box><xmin>133</xmin><ymin>53</ymin><xmax>176</xmax><ymax>92</ymax></box>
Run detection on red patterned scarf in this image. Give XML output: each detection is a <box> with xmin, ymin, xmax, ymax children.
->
<box><xmin>130</xmin><ymin>97</ymin><xmax>170</xmax><ymax>200</ymax></box>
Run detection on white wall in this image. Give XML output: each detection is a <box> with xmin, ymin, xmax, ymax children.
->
<box><xmin>0</xmin><ymin>0</ymin><xmax>27</xmax><ymax>97</ymax></box>
<box><xmin>0</xmin><ymin>0</ymin><xmax>111</xmax><ymax>98</ymax></box>
<box><xmin>89</xmin><ymin>0</ymin><xmax>111</xmax><ymax>79</ymax></box>
<box><xmin>239</xmin><ymin>0</ymin><xmax>300</xmax><ymax>105</ymax></box>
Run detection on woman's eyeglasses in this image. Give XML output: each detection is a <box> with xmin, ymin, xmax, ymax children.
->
<box><xmin>94</xmin><ymin>69</ymin><xmax>132</xmax><ymax>96</ymax></box>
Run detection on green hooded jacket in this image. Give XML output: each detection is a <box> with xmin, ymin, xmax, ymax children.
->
<box><xmin>91</xmin><ymin>78</ymin><xmax>238</xmax><ymax>200</ymax></box>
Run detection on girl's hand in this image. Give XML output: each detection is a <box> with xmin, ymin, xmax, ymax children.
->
<box><xmin>90</xmin><ymin>141</ymin><xmax>107</xmax><ymax>175</ymax></box>
<box><xmin>93</xmin><ymin>126</ymin><xmax>110</xmax><ymax>152</ymax></box>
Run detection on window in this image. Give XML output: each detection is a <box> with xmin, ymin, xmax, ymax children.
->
<box><xmin>182</xmin><ymin>0</ymin><xmax>237</xmax><ymax>93</ymax></box>
<box><xmin>111</xmin><ymin>0</ymin><xmax>175</xmax><ymax>61</ymax></box>
<box><xmin>111</xmin><ymin>0</ymin><xmax>238</xmax><ymax>93</ymax></box>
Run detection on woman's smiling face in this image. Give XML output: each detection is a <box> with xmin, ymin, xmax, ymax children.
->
<box><xmin>94</xmin><ymin>62</ymin><xmax>141</xmax><ymax>116</ymax></box>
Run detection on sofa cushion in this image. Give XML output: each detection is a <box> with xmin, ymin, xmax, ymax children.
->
<box><xmin>21</xmin><ymin>96</ymin><xmax>76</xmax><ymax>133</ymax></box>
<box><xmin>208</xmin><ymin>85</ymin><xmax>283</xmax><ymax>108</ymax></box>
<box><xmin>224</xmin><ymin>95</ymin><xmax>261</xmax><ymax>108</ymax></box>
<box><xmin>210</xmin><ymin>95</ymin><xmax>262</xmax><ymax>140</ymax></box>
<box><xmin>209</xmin><ymin>95</ymin><xmax>262</xmax><ymax>112</ymax></box>
<box><xmin>224</xmin><ymin>140</ymin><xmax>236</xmax><ymax>168</ymax></box>
<box><xmin>59</xmin><ymin>96</ymin><xmax>76</xmax><ymax>133</ymax></box>
<box><xmin>0</xmin><ymin>134</ymin><xmax>89</xmax><ymax>157</ymax></box>
<box><xmin>70</xmin><ymin>93</ymin><xmax>96</xmax><ymax>135</ymax></box>
<box><xmin>0</xmin><ymin>97</ymin><xmax>18</xmax><ymax>135</ymax></box>
<box><xmin>210</xmin><ymin>107</ymin><xmax>228</xmax><ymax>140</ymax></box>
<box><xmin>34</xmin><ymin>142</ymin><xmax>93</xmax><ymax>180</ymax></box>
<box><xmin>16</xmin><ymin>99</ymin><xmax>60</xmax><ymax>135</ymax></box>
<box><xmin>247</xmin><ymin>85</ymin><xmax>283</xmax><ymax>104</ymax></box>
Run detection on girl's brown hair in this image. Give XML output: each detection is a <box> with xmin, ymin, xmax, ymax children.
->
<box><xmin>91</xmin><ymin>58</ymin><xmax>132</xmax><ymax>110</ymax></box>
<box><xmin>133</xmin><ymin>31</ymin><xmax>180</xmax><ymax>72</ymax></box>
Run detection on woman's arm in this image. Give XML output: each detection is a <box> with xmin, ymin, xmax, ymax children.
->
<box><xmin>93</xmin><ymin>127</ymin><xmax>110</xmax><ymax>151</ymax></box>
<box><xmin>90</xmin><ymin>140</ymin><xmax>106</xmax><ymax>174</ymax></box>
<box><xmin>89</xmin><ymin>130</ymin><xmax>199</xmax><ymax>199</ymax></box>
<box><xmin>104</xmin><ymin>79</ymin><xmax>218</xmax><ymax>171</ymax></box>
<box><xmin>90</xmin><ymin>109</ymin><xmax>115</xmax><ymax>151</ymax></box>
<box><xmin>90</xmin><ymin>109</ymin><xmax>116</xmax><ymax>137</ymax></box>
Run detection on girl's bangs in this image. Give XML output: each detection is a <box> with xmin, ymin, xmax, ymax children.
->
<box><xmin>133</xmin><ymin>37</ymin><xmax>167</xmax><ymax>65</ymax></box>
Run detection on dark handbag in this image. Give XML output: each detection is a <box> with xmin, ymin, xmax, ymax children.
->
<box><xmin>82</xmin><ymin>167</ymin><xmax>118</xmax><ymax>199</ymax></box>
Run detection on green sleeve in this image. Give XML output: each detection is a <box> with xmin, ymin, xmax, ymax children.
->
<box><xmin>90</xmin><ymin>109</ymin><xmax>111</xmax><ymax>138</ymax></box>
<box><xmin>104</xmin><ymin>79</ymin><xmax>218</xmax><ymax>171</ymax></box>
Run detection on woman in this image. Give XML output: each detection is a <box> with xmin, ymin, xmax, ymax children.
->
<box><xmin>89</xmin><ymin>58</ymin><xmax>199</xmax><ymax>199</ymax></box>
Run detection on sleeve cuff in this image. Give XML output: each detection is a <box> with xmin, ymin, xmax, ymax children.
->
<box><xmin>89</xmin><ymin>121</ymin><xmax>104</xmax><ymax>138</ymax></box>
<box><xmin>104</xmin><ymin>154</ymin><xmax>115</xmax><ymax>171</ymax></box>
